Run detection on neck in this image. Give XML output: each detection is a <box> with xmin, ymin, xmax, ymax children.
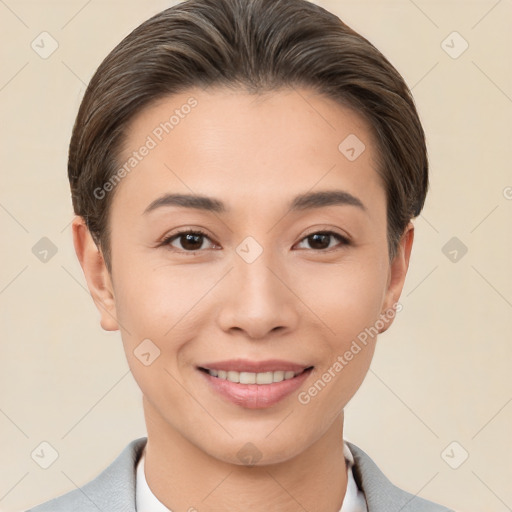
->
<box><xmin>142</xmin><ymin>397</ymin><xmax>348</xmax><ymax>512</ymax></box>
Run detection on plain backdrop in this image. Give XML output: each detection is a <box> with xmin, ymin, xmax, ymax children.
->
<box><xmin>1</xmin><ymin>1</ymin><xmax>511</xmax><ymax>511</ymax></box>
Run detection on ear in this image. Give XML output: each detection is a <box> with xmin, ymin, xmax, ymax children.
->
<box><xmin>379</xmin><ymin>221</ymin><xmax>414</xmax><ymax>334</ymax></box>
<box><xmin>72</xmin><ymin>216</ymin><xmax>119</xmax><ymax>331</ymax></box>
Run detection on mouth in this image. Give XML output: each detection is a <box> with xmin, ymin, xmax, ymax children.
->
<box><xmin>198</xmin><ymin>366</ymin><xmax>314</xmax><ymax>384</ymax></box>
<box><xmin>196</xmin><ymin>359</ymin><xmax>314</xmax><ymax>409</ymax></box>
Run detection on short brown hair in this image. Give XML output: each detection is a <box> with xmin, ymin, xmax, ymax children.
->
<box><xmin>68</xmin><ymin>0</ymin><xmax>428</xmax><ymax>272</ymax></box>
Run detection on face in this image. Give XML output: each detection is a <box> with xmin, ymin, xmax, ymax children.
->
<box><xmin>74</xmin><ymin>86</ymin><xmax>413</xmax><ymax>465</ymax></box>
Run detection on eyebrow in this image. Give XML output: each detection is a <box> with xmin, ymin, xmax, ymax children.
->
<box><xmin>143</xmin><ymin>190</ymin><xmax>367</xmax><ymax>215</ymax></box>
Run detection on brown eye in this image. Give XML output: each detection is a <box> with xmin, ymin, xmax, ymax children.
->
<box><xmin>161</xmin><ymin>230</ymin><xmax>215</xmax><ymax>252</ymax></box>
<box><xmin>296</xmin><ymin>231</ymin><xmax>350</xmax><ymax>251</ymax></box>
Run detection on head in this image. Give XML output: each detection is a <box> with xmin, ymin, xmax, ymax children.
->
<box><xmin>71</xmin><ymin>0</ymin><xmax>426</xmax><ymax>465</ymax></box>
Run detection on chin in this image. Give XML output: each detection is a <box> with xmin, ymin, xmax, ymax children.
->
<box><xmin>206</xmin><ymin>435</ymin><xmax>307</xmax><ymax>468</ymax></box>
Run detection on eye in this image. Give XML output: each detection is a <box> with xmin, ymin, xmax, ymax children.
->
<box><xmin>160</xmin><ymin>229</ymin><xmax>217</xmax><ymax>252</ymax></box>
<box><xmin>295</xmin><ymin>231</ymin><xmax>350</xmax><ymax>251</ymax></box>
<box><xmin>160</xmin><ymin>229</ymin><xmax>350</xmax><ymax>254</ymax></box>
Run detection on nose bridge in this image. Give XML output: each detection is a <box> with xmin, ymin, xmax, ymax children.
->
<box><xmin>238</xmin><ymin>247</ymin><xmax>281</xmax><ymax>301</ymax></box>
<box><xmin>216</xmin><ymin>237</ymin><xmax>298</xmax><ymax>338</ymax></box>
<box><xmin>234</xmin><ymin>239</ymin><xmax>287</xmax><ymax>313</ymax></box>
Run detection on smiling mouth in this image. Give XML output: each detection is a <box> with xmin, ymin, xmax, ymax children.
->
<box><xmin>198</xmin><ymin>366</ymin><xmax>314</xmax><ymax>385</ymax></box>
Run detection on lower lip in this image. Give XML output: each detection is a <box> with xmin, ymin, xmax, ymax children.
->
<box><xmin>198</xmin><ymin>368</ymin><xmax>313</xmax><ymax>409</ymax></box>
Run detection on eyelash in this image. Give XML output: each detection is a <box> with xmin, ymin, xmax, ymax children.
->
<box><xmin>160</xmin><ymin>229</ymin><xmax>351</xmax><ymax>254</ymax></box>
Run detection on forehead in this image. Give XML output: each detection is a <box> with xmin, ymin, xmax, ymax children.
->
<box><xmin>111</xmin><ymin>86</ymin><xmax>385</xmax><ymax>222</ymax></box>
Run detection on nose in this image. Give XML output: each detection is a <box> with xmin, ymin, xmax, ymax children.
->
<box><xmin>216</xmin><ymin>247</ymin><xmax>300</xmax><ymax>340</ymax></box>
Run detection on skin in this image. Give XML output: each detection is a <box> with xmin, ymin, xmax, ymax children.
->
<box><xmin>73</xmin><ymin>86</ymin><xmax>414</xmax><ymax>512</ymax></box>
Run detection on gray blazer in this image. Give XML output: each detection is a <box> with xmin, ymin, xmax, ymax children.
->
<box><xmin>26</xmin><ymin>436</ymin><xmax>454</xmax><ymax>512</ymax></box>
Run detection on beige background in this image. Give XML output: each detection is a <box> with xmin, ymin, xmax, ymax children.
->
<box><xmin>1</xmin><ymin>0</ymin><xmax>511</xmax><ymax>511</ymax></box>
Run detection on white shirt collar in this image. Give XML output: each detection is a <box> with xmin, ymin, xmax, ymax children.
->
<box><xmin>136</xmin><ymin>441</ymin><xmax>367</xmax><ymax>511</ymax></box>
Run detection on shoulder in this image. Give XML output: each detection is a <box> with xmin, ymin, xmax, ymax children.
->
<box><xmin>346</xmin><ymin>442</ymin><xmax>455</xmax><ymax>512</ymax></box>
<box><xmin>25</xmin><ymin>437</ymin><xmax>147</xmax><ymax>512</ymax></box>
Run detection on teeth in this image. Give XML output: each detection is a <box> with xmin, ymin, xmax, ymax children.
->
<box><xmin>207</xmin><ymin>369</ymin><xmax>300</xmax><ymax>384</ymax></box>
<box><xmin>227</xmin><ymin>370</ymin><xmax>239</xmax><ymax>382</ymax></box>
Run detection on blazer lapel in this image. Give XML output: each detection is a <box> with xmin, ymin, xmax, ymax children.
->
<box><xmin>74</xmin><ymin>436</ymin><xmax>147</xmax><ymax>512</ymax></box>
<box><xmin>346</xmin><ymin>442</ymin><xmax>453</xmax><ymax>512</ymax></box>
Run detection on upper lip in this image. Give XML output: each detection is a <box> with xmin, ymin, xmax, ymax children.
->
<box><xmin>198</xmin><ymin>359</ymin><xmax>313</xmax><ymax>373</ymax></box>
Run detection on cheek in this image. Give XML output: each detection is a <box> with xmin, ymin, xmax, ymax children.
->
<box><xmin>303</xmin><ymin>254</ymin><xmax>388</xmax><ymax>341</ymax></box>
<box><xmin>111</xmin><ymin>260</ymin><xmax>218</xmax><ymax>380</ymax></box>
<box><xmin>113</xmin><ymin>258</ymin><xmax>204</xmax><ymax>332</ymax></box>
<box><xmin>111</xmin><ymin>266</ymin><xmax>195</xmax><ymax>407</ymax></box>
<box><xmin>297</xmin><ymin>262</ymin><xmax>385</xmax><ymax>418</ymax></box>
<box><xmin>298</xmin><ymin>256</ymin><xmax>387</xmax><ymax>405</ymax></box>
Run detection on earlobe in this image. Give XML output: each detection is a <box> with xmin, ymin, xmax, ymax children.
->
<box><xmin>71</xmin><ymin>216</ymin><xmax>119</xmax><ymax>332</ymax></box>
<box><xmin>379</xmin><ymin>221</ymin><xmax>415</xmax><ymax>334</ymax></box>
